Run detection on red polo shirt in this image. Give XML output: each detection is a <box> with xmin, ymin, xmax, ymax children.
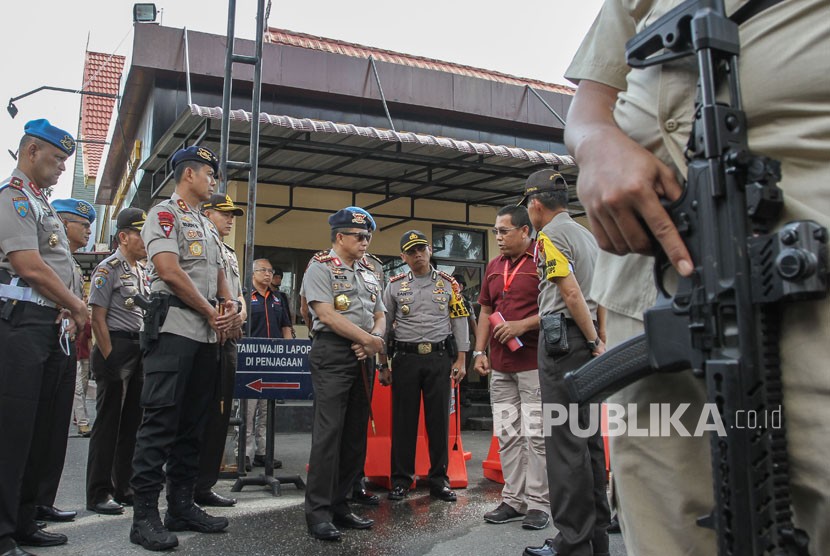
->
<box><xmin>478</xmin><ymin>250</ymin><xmax>540</xmax><ymax>372</ymax></box>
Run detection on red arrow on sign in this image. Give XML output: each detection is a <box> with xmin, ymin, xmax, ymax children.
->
<box><xmin>246</xmin><ymin>379</ymin><xmax>301</xmax><ymax>393</ymax></box>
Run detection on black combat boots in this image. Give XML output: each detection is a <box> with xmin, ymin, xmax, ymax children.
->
<box><xmin>163</xmin><ymin>482</ymin><xmax>229</xmax><ymax>533</ymax></box>
<box><xmin>130</xmin><ymin>491</ymin><xmax>179</xmax><ymax>551</ymax></box>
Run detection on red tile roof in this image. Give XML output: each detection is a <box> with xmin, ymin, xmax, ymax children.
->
<box><xmin>265</xmin><ymin>28</ymin><xmax>574</xmax><ymax>96</ymax></box>
<box><xmin>80</xmin><ymin>51</ymin><xmax>125</xmax><ymax>183</ymax></box>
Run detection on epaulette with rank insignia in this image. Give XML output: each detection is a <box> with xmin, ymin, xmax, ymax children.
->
<box><xmin>312</xmin><ymin>250</ymin><xmax>334</xmax><ymax>263</ymax></box>
<box><xmin>389</xmin><ymin>273</ymin><xmax>407</xmax><ymax>283</ymax></box>
<box><xmin>437</xmin><ymin>270</ymin><xmax>457</xmax><ymax>286</ymax></box>
<box><xmin>361</xmin><ymin>253</ymin><xmax>383</xmax><ymax>270</ymax></box>
<box><xmin>107</xmin><ymin>259</ymin><xmax>120</xmax><ymax>268</ymax></box>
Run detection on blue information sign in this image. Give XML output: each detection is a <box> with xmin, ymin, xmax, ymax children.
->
<box><xmin>234</xmin><ymin>338</ymin><xmax>314</xmax><ymax>400</ymax></box>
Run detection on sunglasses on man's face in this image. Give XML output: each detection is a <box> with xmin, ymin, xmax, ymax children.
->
<box><xmin>340</xmin><ymin>231</ymin><xmax>373</xmax><ymax>242</ymax></box>
<box><xmin>65</xmin><ymin>219</ymin><xmax>91</xmax><ymax>230</ymax></box>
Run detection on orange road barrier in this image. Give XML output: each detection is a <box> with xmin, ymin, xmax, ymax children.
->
<box><xmin>364</xmin><ymin>374</ymin><xmax>470</xmax><ymax>489</ymax></box>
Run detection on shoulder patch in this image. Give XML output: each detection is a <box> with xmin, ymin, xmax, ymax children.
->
<box><xmin>94</xmin><ymin>275</ymin><xmax>107</xmax><ymax>289</ymax></box>
<box><xmin>158</xmin><ymin>210</ymin><xmax>175</xmax><ymax>239</ymax></box>
<box><xmin>389</xmin><ymin>273</ymin><xmax>407</xmax><ymax>283</ymax></box>
<box><xmin>12</xmin><ymin>196</ymin><xmax>29</xmax><ymax>218</ymax></box>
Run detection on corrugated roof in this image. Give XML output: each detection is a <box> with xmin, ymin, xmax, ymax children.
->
<box><xmin>190</xmin><ymin>104</ymin><xmax>574</xmax><ymax>167</ymax></box>
<box><xmin>265</xmin><ymin>28</ymin><xmax>574</xmax><ymax>96</ymax></box>
<box><xmin>80</xmin><ymin>51</ymin><xmax>125</xmax><ymax>182</ymax></box>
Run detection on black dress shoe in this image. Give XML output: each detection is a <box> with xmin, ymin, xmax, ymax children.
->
<box><xmin>352</xmin><ymin>487</ymin><xmax>379</xmax><ymax>506</ymax></box>
<box><xmin>308</xmin><ymin>521</ymin><xmax>341</xmax><ymax>541</ymax></box>
<box><xmin>1</xmin><ymin>546</ymin><xmax>36</xmax><ymax>556</ymax></box>
<box><xmin>387</xmin><ymin>485</ymin><xmax>409</xmax><ymax>500</ymax></box>
<box><xmin>332</xmin><ymin>512</ymin><xmax>374</xmax><ymax>529</ymax></box>
<box><xmin>113</xmin><ymin>493</ymin><xmax>134</xmax><ymax>506</ymax></box>
<box><xmin>429</xmin><ymin>486</ymin><xmax>457</xmax><ymax>502</ymax></box>
<box><xmin>607</xmin><ymin>514</ymin><xmax>621</xmax><ymax>533</ymax></box>
<box><xmin>523</xmin><ymin>539</ymin><xmax>558</xmax><ymax>556</ymax></box>
<box><xmin>252</xmin><ymin>455</ymin><xmax>283</xmax><ymax>469</ymax></box>
<box><xmin>13</xmin><ymin>529</ymin><xmax>68</xmax><ymax>547</ymax></box>
<box><xmin>195</xmin><ymin>491</ymin><xmax>237</xmax><ymax>507</ymax></box>
<box><xmin>87</xmin><ymin>498</ymin><xmax>124</xmax><ymax>515</ymax></box>
<box><xmin>35</xmin><ymin>505</ymin><xmax>76</xmax><ymax>522</ymax></box>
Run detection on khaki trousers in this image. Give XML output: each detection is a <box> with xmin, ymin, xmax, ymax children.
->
<box><xmin>490</xmin><ymin>368</ymin><xmax>549</xmax><ymax>513</ymax></box>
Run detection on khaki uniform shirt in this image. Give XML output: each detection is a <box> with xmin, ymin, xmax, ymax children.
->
<box><xmin>220</xmin><ymin>242</ymin><xmax>242</xmax><ymax>299</ymax></box>
<box><xmin>142</xmin><ymin>192</ymin><xmax>224</xmax><ymax>343</ymax></box>
<box><xmin>536</xmin><ymin>211</ymin><xmax>599</xmax><ymax>318</ymax></box>
<box><xmin>0</xmin><ymin>168</ymin><xmax>74</xmax><ymax>293</ymax></box>
<box><xmin>71</xmin><ymin>259</ymin><xmax>84</xmax><ymax>299</ymax></box>
<box><xmin>301</xmin><ymin>249</ymin><xmax>385</xmax><ymax>334</ymax></box>
<box><xmin>383</xmin><ymin>267</ymin><xmax>471</xmax><ymax>350</ymax></box>
<box><xmin>565</xmin><ymin>0</ymin><xmax>830</xmax><ymax>320</ymax></box>
<box><xmin>88</xmin><ymin>248</ymin><xmax>147</xmax><ymax>332</ymax></box>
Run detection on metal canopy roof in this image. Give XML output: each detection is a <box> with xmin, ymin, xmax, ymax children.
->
<box><xmin>141</xmin><ymin>105</ymin><xmax>579</xmax><ymax>228</ymax></box>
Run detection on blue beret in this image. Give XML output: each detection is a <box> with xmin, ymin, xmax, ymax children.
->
<box><xmin>24</xmin><ymin>119</ymin><xmax>76</xmax><ymax>156</ymax></box>
<box><xmin>328</xmin><ymin>206</ymin><xmax>375</xmax><ymax>231</ymax></box>
<box><xmin>170</xmin><ymin>145</ymin><xmax>219</xmax><ymax>174</ymax></box>
<box><xmin>52</xmin><ymin>198</ymin><xmax>96</xmax><ymax>224</ymax></box>
<box><xmin>343</xmin><ymin>206</ymin><xmax>376</xmax><ymax>231</ymax></box>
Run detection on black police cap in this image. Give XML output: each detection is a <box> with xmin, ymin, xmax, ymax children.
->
<box><xmin>170</xmin><ymin>145</ymin><xmax>219</xmax><ymax>174</ymax></box>
<box><xmin>518</xmin><ymin>169</ymin><xmax>568</xmax><ymax>206</ymax></box>
<box><xmin>401</xmin><ymin>230</ymin><xmax>429</xmax><ymax>252</ymax></box>
<box><xmin>116</xmin><ymin>207</ymin><xmax>147</xmax><ymax>231</ymax></box>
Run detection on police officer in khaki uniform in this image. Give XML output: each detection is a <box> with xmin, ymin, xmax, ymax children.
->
<box><xmin>129</xmin><ymin>146</ymin><xmax>240</xmax><ymax>551</ymax></box>
<box><xmin>0</xmin><ymin>119</ymin><xmax>88</xmax><ymax>555</ymax></box>
<box><xmin>195</xmin><ymin>194</ymin><xmax>247</xmax><ymax>508</ymax></box>
<box><xmin>379</xmin><ymin>230</ymin><xmax>470</xmax><ymax>502</ymax></box>
<box><xmin>35</xmin><ymin>198</ymin><xmax>96</xmax><ymax>523</ymax></box>
<box><xmin>301</xmin><ymin>207</ymin><xmax>385</xmax><ymax>542</ymax></box>
<box><xmin>520</xmin><ymin>171</ymin><xmax>610</xmax><ymax>556</ymax></box>
<box><xmin>51</xmin><ymin>199</ymin><xmax>96</xmax><ymax>439</ymax></box>
<box><xmin>85</xmin><ymin>208</ymin><xmax>148</xmax><ymax>516</ymax></box>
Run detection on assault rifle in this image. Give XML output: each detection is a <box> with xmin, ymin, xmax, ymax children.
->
<box><xmin>563</xmin><ymin>0</ymin><xmax>827</xmax><ymax>554</ymax></box>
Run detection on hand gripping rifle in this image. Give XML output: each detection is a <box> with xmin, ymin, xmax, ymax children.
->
<box><xmin>563</xmin><ymin>0</ymin><xmax>827</xmax><ymax>554</ymax></box>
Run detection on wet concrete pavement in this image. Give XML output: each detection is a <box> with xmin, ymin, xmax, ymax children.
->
<box><xmin>35</xmin><ymin>430</ymin><xmax>628</xmax><ymax>555</ymax></box>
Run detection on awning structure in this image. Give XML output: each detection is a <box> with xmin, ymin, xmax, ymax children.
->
<box><xmin>140</xmin><ymin>104</ymin><xmax>579</xmax><ymax>228</ymax></box>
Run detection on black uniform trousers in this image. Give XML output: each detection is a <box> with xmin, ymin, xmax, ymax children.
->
<box><xmin>390</xmin><ymin>349</ymin><xmax>452</xmax><ymax>490</ymax></box>
<box><xmin>196</xmin><ymin>339</ymin><xmax>237</xmax><ymax>496</ymax></box>
<box><xmin>538</xmin><ymin>319</ymin><xmax>611</xmax><ymax>556</ymax></box>
<box><xmin>86</xmin><ymin>335</ymin><xmax>143</xmax><ymax>505</ymax></box>
<box><xmin>0</xmin><ymin>302</ymin><xmax>70</xmax><ymax>552</ymax></box>
<box><xmin>130</xmin><ymin>332</ymin><xmax>219</xmax><ymax>494</ymax></box>
<box><xmin>304</xmin><ymin>333</ymin><xmax>370</xmax><ymax>526</ymax></box>
<box><xmin>36</xmin><ymin>343</ymin><xmax>76</xmax><ymax>509</ymax></box>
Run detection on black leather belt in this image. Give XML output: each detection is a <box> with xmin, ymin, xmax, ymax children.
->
<box><xmin>564</xmin><ymin>317</ymin><xmax>599</xmax><ymax>329</ymax></box>
<box><xmin>168</xmin><ymin>295</ymin><xmax>218</xmax><ymax>310</ymax></box>
<box><xmin>394</xmin><ymin>339</ymin><xmax>449</xmax><ymax>355</ymax></box>
<box><xmin>110</xmin><ymin>330</ymin><xmax>141</xmax><ymax>340</ymax></box>
<box><xmin>312</xmin><ymin>331</ymin><xmax>351</xmax><ymax>343</ymax></box>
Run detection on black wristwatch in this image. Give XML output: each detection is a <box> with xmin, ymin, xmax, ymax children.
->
<box><xmin>586</xmin><ymin>337</ymin><xmax>602</xmax><ymax>351</ymax></box>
